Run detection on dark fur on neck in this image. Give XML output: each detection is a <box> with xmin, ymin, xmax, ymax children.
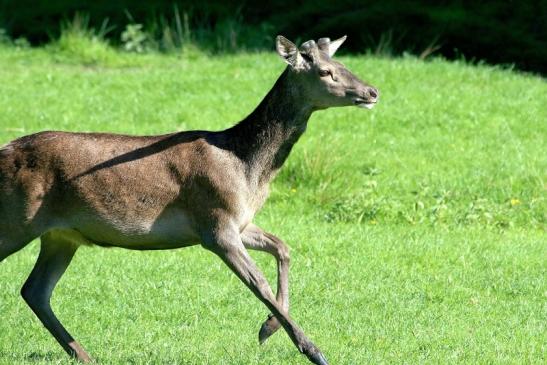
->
<box><xmin>223</xmin><ymin>69</ymin><xmax>313</xmax><ymax>185</ymax></box>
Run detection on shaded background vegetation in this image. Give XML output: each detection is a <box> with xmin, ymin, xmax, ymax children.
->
<box><xmin>0</xmin><ymin>0</ymin><xmax>546</xmax><ymax>74</ymax></box>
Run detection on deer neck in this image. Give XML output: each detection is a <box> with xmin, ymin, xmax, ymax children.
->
<box><xmin>226</xmin><ymin>69</ymin><xmax>313</xmax><ymax>185</ymax></box>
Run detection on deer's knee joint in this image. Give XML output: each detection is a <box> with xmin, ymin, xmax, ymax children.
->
<box><xmin>263</xmin><ymin>232</ymin><xmax>290</xmax><ymax>262</ymax></box>
<box><xmin>21</xmin><ymin>281</ymin><xmax>49</xmax><ymax>309</ymax></box>
<box><xmin>272</xmin><ymin>237</ymin><xmax>290</xmax><ymax>263</ymax></box>
<box><xmin>277</xmin><ymin>244</ymin><xmax>290</xmax><ymax>263</ymax></box>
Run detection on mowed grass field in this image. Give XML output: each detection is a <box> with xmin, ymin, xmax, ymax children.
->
<box><xmin>0</xmin><ymin>43</ymin><xmax>545</xmax><ymax>364</ymax></box>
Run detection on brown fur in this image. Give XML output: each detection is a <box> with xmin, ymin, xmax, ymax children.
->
<box><xmin>0</xmin><ymin>36</ymin><xmax>378</xmax><ymax>365</ymax></box>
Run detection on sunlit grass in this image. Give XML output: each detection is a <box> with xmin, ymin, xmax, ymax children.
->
<box><xmin>0</xmin><ymin>42</ymin><xmax>545</xmax><ymax>364</ymax></box>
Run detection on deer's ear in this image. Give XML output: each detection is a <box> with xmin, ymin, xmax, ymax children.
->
<box><xmin>328</xmin><ymin>35</ymin><xmax>347</xmax><ymax>57</ymax></box>
<box><xmin>276</xmin><ymin>35</ymin><xmax>305</xmax><ymax>69</ymax></box>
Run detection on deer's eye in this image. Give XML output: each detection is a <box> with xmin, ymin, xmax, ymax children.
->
<box><xmin>318</xmin><ymin>69</ymin><xmax>331</xmax><ymax>77</ymax></box>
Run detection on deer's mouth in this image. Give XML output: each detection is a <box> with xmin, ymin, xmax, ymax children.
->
<box><xmin>354</xmin><ymin>98</ymin><xmax>376</xmax><ymax>109</ymax></box>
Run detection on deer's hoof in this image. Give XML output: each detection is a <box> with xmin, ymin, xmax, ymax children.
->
<box><xmin>258</xmin><ymin>314</ymin><xmax>281</xmax><ymax>344</ymax></box>
<box><xmin>68</xmin><ymin>341</ymin><xmax>92</xmax><ymax>363</ymax></box>
<box><xmin>306</xmin><ymin>350</ymin><xmax>329</xmax><ymax>365</ymax></box>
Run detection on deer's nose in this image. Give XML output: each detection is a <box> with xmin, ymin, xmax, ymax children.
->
<box><xmin>365</xmin><ymin>87</ymin><xmax>379</xmax><ymax>100</ymax></box>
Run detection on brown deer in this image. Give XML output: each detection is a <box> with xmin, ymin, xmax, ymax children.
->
<box><xmin>0</xmin><ymin>35</ymin><xmax>378</xmax><ymax>365</ymax></box>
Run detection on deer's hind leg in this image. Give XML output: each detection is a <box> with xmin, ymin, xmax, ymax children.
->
<box><xmin>20</xmin><ymin>230</ymin><xmax>91</xmax><ymax>363</ymax></box>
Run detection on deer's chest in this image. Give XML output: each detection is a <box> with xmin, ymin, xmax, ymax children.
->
<box><xmin>249</xmin><ymin>182</ymin><xmax>270</xmax><ymax>213</ymax></box>
<box><xmin>237</xmin><ymin>182</ymin><xmax>270</xmax><ymax>230</ymax></box>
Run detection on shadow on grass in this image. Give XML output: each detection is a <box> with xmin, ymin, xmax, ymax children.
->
<box><xmin>26</xmin><ymin>351</ymin><xmax>64</xmax><ymax>361</ymax></box>
<box><xmin>0</xmin><ymin>350</ymin><xmax>73</xmax><ymax>363</ymax></box>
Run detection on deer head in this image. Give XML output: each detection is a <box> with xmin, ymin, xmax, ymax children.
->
<box><xmin>276</xmin><ymin>35</ymin><xmax>379</xmax><ymax>110</ymax></box>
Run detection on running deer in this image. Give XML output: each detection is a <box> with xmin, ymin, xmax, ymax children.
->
<box><xmin>0</xmin><ymin>36</ymin><xmax>378</xmax><ymax>364</ymax></box>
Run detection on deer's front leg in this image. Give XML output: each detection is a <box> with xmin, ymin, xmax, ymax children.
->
<box><xmin>201</xmin><ymin>222</ymin><xmax>328</xmax><ymax>365</ymax></box>
<box><xmin>241</xmin><ymin>223</ymin><xmax>289</xmax><ymax>344</ymax></box>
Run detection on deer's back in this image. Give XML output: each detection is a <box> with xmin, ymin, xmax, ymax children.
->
<box><xmin>0</xmin><ymin>130</ymin><xmax>253</xmax><ymax>248</ymax></box>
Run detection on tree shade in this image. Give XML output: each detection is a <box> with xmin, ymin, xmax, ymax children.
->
<box><xmin>0</xmin><ymin>0</ymin><xmax>545</xmax><ymax>74</ymax></box>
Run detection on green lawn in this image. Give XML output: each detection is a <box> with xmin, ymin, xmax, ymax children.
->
<box><xmin>0</xmin><ymin>43</ymin><xmax>545</xmax><ymax>364</ymax></box>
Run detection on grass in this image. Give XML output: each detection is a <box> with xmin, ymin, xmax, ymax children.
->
<box><xmin>0</xmin><ymin>39</ymin><xmax>545</xmax><ymax>364</ymax></box>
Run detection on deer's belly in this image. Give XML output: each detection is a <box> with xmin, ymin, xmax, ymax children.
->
<box><xmin>67</xmin><ymin>207</ymin><xmax>201</xmax><ymax>249</ymax></box>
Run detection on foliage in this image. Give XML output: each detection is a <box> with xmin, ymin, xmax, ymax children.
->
<box><xmin>0</xmin><ymin>27</ymin><xmax>29</xmax><ymax>48</ymax></box>
<box><xmin>0</xmin><ymin>28</ymin><xmax>9</xmax><ymax>44</ymax></box>
<box><xmin>0</xmin><ymin>1</ymin><xmax>546</xmax><ymax>73</ymax></box>
<box><xmin>50</xmin><ymin>13</ymin><xmax>118</xmax><ymax>65</ymax></box>
<box><xmin>121</xmin><ymin>23</ymin><xmax>148</xmax><ymax>53</ymax></box>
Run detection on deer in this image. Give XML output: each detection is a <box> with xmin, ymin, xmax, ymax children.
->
<box><xmin>0</xmin><ymin>35</ymin><xmax>378</xmax><ymax>365</ymax></box>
